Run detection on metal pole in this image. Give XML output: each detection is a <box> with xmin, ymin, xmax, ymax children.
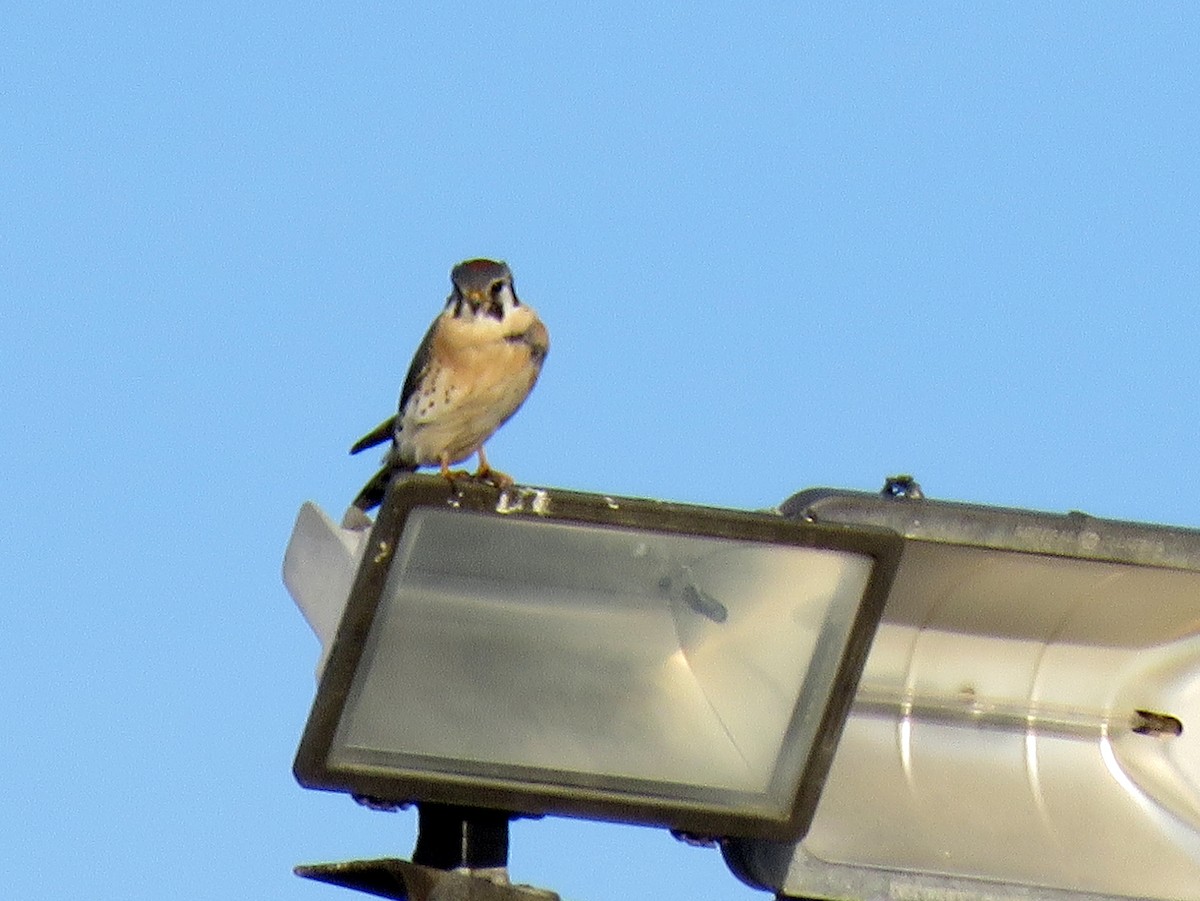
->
<box><xmin>295</xmin><ymin>805</ymin><xmax>561</xmax><ymax>901</ymax></box>
<box><xmin>412</xmin><ymin>804</ymin><xmax>511</xmax><ymax>871</ymax></box>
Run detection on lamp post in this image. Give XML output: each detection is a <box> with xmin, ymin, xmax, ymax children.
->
<box><xmin>294</xmin><ymin>804</ymin><xmax>555</xmax><ymax>901</ymax></box>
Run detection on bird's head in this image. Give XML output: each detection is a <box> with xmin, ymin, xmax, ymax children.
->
<box><xmin>448</xmin><ymin>259</ymin><xmax>521</xmax><ymax>322</ymax></box>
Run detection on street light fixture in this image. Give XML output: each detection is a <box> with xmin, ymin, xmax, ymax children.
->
<box><xmin>290</xmin><ymin>476</ymin><xmax>903</xmax><ymax>845</ymax></box>
<box><xmin>724</xmin><ymin>483</ymin><xmax>1200</xmax><ymax>901</ymax></box>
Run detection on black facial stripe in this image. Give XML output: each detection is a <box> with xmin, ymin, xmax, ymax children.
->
<box><xmin>485</xmin><ymin>299</ymin><xmax>505</xmax><ymax>321</ymax></box>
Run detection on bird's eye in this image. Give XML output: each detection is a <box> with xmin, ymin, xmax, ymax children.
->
<box><xmin>489</xmin><ymin>280</ymin><xmax>507</xmax><ymax>299</ymax></box>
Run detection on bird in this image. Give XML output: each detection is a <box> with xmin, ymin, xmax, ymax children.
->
<box><xmin>349</xmin><ymin>259</ymin><xmax>550</xmax><ymax>511</ymax></box>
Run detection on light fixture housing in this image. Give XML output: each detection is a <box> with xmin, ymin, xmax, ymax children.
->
<box><xmin>724</xmin><ymin>488</ymin><xmax>1200</xmax><ymax>901</ymax></box>
<box><xmin>292</xmin><ymin>477</ymin><xmax>902</xmax><ymax>841</ymax></box>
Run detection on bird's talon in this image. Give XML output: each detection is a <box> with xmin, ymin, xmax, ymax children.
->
<box><xmin>475</xmin><ymin>468</ymin><xmax>514</xmax><ymax>489</ymax></box>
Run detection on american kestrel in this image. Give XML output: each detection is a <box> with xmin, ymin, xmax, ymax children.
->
<box><xmin>350</xmin><ymin>259</ymin><xmax>550</xmax><ymax>511</ymax></box>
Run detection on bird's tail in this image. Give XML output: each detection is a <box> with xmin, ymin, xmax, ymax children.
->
<box><xmin>352</xmin><ymin>462</ymin><xmax>418</xmax><ymax>512</ymax></box>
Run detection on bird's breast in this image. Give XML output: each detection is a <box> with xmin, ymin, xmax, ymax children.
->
<box><xmin>396</xmin><ymin>314</ymin><xmax>546</xmax><ymax>465</ymax></box>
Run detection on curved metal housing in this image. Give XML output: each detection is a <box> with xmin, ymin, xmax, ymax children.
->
<box><xmin>725</xmin><ymin>489</ymin><xmax>1200</xmax><ymax>901</ymax></box>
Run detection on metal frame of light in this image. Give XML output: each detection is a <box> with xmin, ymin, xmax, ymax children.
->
<box><xmin>293</xmin><ymin>476</ymin><xmax>903</xmax><ymax>841</ymax></box>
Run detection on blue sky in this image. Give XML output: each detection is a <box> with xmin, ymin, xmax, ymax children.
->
<box><xmin>3</xmin><ymin>4</ymin><xmax>1199</xmax><ymax>900</ymax></box>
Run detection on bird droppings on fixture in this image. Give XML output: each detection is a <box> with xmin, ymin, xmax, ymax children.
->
<box><xmin>494</xmin><ymin>486</ymin><xmax>551</xmax><ymax>516</ymax></box>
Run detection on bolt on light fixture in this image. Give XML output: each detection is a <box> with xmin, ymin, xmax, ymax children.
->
<box><xmin>285</xmin><ymin>475</ymin><xmax>903</xmax><ymax>849</ymax></box>
<box><xmin>724</xmin><ymin>480</ymin><xmax>1200</xmax><ymax>901</ymax></box>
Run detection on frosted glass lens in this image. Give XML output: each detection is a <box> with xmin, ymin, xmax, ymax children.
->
<box><xmin>330</xmin><ymin>509</ymin><xmax>873</xmax><ymax>817</ymax></box>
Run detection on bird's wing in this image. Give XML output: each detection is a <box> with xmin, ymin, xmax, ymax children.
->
<box><xmin>397</xmin><ymin>315</ymin><xmax>440</xmax><ymax>416</ymax></box>
<box><xmin>349</xmin><ymin>314</ymin><xmax>441</xmax><ymax>455</ymax></box>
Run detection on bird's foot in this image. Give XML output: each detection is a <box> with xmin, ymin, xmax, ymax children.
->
<box><xmin>440</xmin><ymin>468</ymin><xmax>473</xmax><ymax>483</ymax></box>
<box><xmin>473</xmin><ymin>466</ymin><xmax>514</xmax><ymax>489</ymax></box>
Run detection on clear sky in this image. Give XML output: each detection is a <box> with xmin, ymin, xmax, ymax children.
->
<box><xmin>4</xmin><ymin>4</ymin><xmax>1199</xmax><ymax>901</ymax></box>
